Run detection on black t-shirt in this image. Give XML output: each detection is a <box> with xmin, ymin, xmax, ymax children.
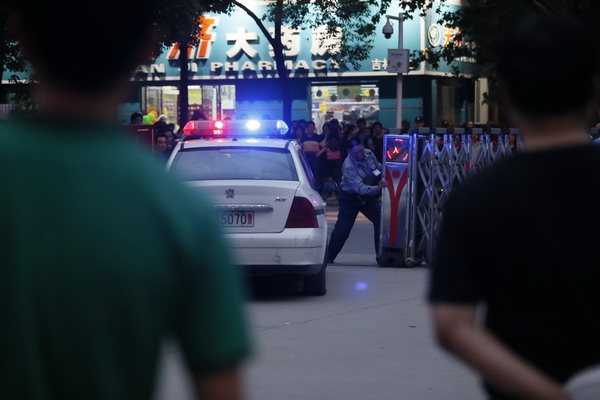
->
<box><xmin>301</xmin><ymin>133</ymin><xmax>323</xmax><ymax>154</ymax></box>
<box><xmin>429</xmin><ymin>144</ymin><xmax>600</xmax><ymax>397</ymax></box>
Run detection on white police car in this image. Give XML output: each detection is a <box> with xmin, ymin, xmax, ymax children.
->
<box><xmin>167</xmin><ymin>120</ymin><xmax>328</xmax><ymax>295</ymax></box>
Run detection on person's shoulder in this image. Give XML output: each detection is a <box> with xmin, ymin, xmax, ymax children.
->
<box><xmin>342</xmin><ymin>154</ymin><xmax>353</xmax><ymax>167</ymax></box>
<box><xmin>452</xmin><ymin>157</ymin><xmax>519</xmax><ymax>199</ymax></box>
<box><xmin>365</xmin><ymin>149</ymin><xmax>378</xmax><ymax>161</ymax></box>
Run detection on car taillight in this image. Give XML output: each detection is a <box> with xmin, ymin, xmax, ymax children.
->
<box><xmin>285</xmin><ymin>197</ymin><xmax>318</xmax><ymax>228</ymax></box>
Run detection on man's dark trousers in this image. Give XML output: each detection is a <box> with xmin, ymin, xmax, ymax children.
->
<box><xmin>327</xmin><ymin>190</ymin><xmax>381</xmax><ymax>262</ymax></box>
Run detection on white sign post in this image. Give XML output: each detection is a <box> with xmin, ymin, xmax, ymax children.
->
<box><xmin>385</xmin><ymin>13</ymin><xmax>406</xmax><ymax>128</ymax></box>
<box><xmin>387</xmin><ymin>49</ymin><xmax>410</xmax><ymax>74</ymax></box>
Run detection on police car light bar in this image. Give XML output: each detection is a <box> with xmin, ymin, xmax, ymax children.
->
<box><xmin>183</xmin><ymin>119</ymin><xmax>288</xmax><ymax>137</ymax></box>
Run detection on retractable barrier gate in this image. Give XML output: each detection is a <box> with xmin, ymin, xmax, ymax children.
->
<box><xmin>378</xmin><ymin>127</ymin><xmax>525</xmax><ymax>267</ymax></box>
<box><xmin>377</xmin><ymin>130</ymin><xmax>411</xmax><ymax>267</ymax></box>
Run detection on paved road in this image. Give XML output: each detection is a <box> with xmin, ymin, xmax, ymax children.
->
<box><xmin>154</xmin><ymin>201</ymin><xmax>485</xmax><ymax>400</ymax></box>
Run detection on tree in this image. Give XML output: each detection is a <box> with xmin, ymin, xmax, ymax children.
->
<box><xmin>231</xmin><ymin>0</ymin><xmax>393</xmax><ymax>124</ymax></box>
<box><xmin>0</xmin><ymin>0</ymin><xmax>232</xmax><ymax>115</ymax></box>
<box><xmin>407</xmin><ymin>0</ymin><xmax>600</xmax><ymax>122</ymax></box>
<box><xmin>0</xmin><ymin>3</ymin><xmax>27</xmax><ymax>104</ymax></box>
<box><xmin>155</xmin><ymin>0</ymin><xmax>233</xmax><ymax>126</ymax></box>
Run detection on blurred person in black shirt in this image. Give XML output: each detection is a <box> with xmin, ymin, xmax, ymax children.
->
<box><xmin>429</xmin><ymin>14</ymin><xmax>599</xmax><ymax>400</ymax></box>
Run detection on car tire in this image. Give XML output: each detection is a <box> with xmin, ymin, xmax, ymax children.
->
<box><xmin>303</xmin><ymin>259</ymin><xmax>327</xmax><ymax>296</ymax></box>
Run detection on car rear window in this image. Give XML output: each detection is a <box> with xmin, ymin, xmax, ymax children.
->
<box><xmin>170</xmin><ymin>147</ymin><xmax>299</xmax><ymax>181</ymax></box>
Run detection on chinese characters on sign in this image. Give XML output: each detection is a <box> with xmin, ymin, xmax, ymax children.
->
<box><xmin>310</xmin><ymin>26</ymin><xmax>342</xmax><ymax>56</ymax></box>
<box><xmin>226</xmin><ymin>27</ymin><xmax>259</xmax><ymax>58</ymax></box>
<box><xmin>157</xmin><ymin>16</ymin><xmax>398</xmax><ymax>77</ymax></box>
<box><xmin>268</xmin><ymin>27</ymin><xmax>300</xmax><ymax>57</ymax></box>
<box><xmin>427</xmin><ymin>23</ymin><xmax>474</xmax><ymax>63</ymax></box>
<box><xmin>371</xmin><ymin>59</ymin><xmax>389</xmax><ymax>71</ymax></box>
<box><xmin>167</xmin><ymin>16</ymin><xmax>220</xmax><ymax>60</ymax></box>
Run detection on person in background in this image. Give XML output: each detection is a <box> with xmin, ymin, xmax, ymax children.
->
<box><xmin>289</xmin><ymin>120</ymin><xmax>298</xmax><ymax>136</ymax></box>
<box><xmin>508</xmin><ymin>133</ymin><xmax>518</xmax><ymax>154</ymax></box>
<box><xmin>2</xmin><ymin>1</ymin><xmax>251</xmax><ymax>399</ymax></box>
<box><xmin>191</xmin><ymin>110</ymin><xmax>207</xmax><ymax>121</ymax></box>
<box><xmin>429</xmin><ymin>14</ymin><xmax>599</xmax><ymax>400</ymax></box>
<box><xmin>130</xmin><ymin>112</ymin><xmax>143</xmax><ymax>125</ymax></box>
<box><xmin>302</xmin><ymin>121</ymin><xmax>323</xmax><ymax>187</ymax></box>
<box><xmin>401</xmin><ymin>119</ymin><xmax>410</xmax><ymax>133</ymax></box>
<box><xmin>292</xmin><ymin>125</ymin><xmax>305</xmax><ymax>143</ymax></box>
<box><xmin>154</xmin><ymin>133</ymin><xmax>170</xmax><ymax>162</ymax></box>
<box><xmin>371</xmin><ymin>121</ymin><xmax>385</xmax><ymax>164</ymax></box>
<box><xmin>470</xmin><ymin>130</ymin><xmax>483</xmax><ymax>164</ymax></box>
<box><xmin>317</xmin><ymin>126</ymin><xmax>343</xmax><ymax>197</ymax></box>
<box><xmin>438</xmin><ymin>120</ymin><xmax>451</xmax><ymax>152</ymax></box>
<box><xmin>320</xmin><ymin>122</ymin><xmax>331</xmax><ymax>138</ymax></box>
<box><xmin>414</xmin><ymin>116</ymin><xmax>425</xmax><ymax>130</ymax></box>
<box><xmin>340</xmin><ymin>123</ymin><xmax>358</xmax><ymax>161</ymax></box>
<box><xmin>297</xmin><ymin>119</ymin><xmax>307</xmax><ymax>131</ymax></box>
<box><xmin>356</xmin><ymin>117</ymin><xmax>369</xmax><ymax>143</ymax></box>
<box><xmin>329</xmin><ymin>118</ymin><xmax>342</xmax><ymax>134</ymax></box>
<box><xmin>156</xmin><ymin>123</ymin><xmax>176</xmax><ymax>154</ymax></box>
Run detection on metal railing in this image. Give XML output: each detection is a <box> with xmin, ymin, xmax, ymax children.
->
<box><xmin>402</xmin><ymin>127</ymin><xmax>524</xmax><ymax>265</ymax></box>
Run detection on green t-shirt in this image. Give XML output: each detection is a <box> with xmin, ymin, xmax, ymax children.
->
<box><xmin>0</xmin><ymin>112</ymin><xmax>250</xmax><ymax>400</ymax></box>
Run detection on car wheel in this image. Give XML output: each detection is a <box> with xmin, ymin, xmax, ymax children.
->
<box><xmin>303</xmin><ymin>260</ymin><xmax>327</xmax><ymax>296</ymax></box>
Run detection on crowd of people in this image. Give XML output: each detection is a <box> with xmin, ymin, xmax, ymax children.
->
<box><xmin>130</xmin><ymin>111</ymin><xmax>182</xmax><ymax>162</ymax></box>
<box><xmin>287</xmin><ymin>118</ymin><xmax>386</xmax><ymax>198</ymax></box>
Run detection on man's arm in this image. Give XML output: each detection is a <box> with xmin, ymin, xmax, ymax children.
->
<box><xmin>430</xmin><ymin>304</ymin><xmax>569</xmax><ymax>400</ymax></box>
<box><xmin>342</xmin><ymin>161</ymin><xmax>381</xmax><ymax>196</ymax></box>
<box><xmin>195</xmin><ymin>368</ymin><xmax>244</xmax><ymax>400</ymax></box>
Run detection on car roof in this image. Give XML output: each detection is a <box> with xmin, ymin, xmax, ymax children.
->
<box><xmin>180</xmin><ymin>138</ymin><xmax>295</xmax><ymax>150</ymax></box>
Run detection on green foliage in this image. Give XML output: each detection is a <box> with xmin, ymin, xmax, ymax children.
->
<box><xmin>0</xmin><ymin>3</ymin><xmax>26</xmax><ymax>82</ymax></box>
<box><xmin>414</xmin><ymin>0</ymin><xmax>600</xmax><ymax>81</ymax></box>
<box><xmin>263</xmin><ymin>0</ymin><xmax>394</xmax><ymax>70</ymax></box>
<box><xmin>155</xmin><ymin>0</ymin><xmax>233</xmax><ymax>49</ymax></box>
<box><xmin>8</xmin><ymin>76</ymin><xmax>36</xmax><ymax>110</ymax></box>
<box><xmin>405</xmin><ymin>0</ymin><xmax>600</xmax><ymax>106</ymax></box>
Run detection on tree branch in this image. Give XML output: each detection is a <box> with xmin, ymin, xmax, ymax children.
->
<box><xmin>530</xmin><ymin>0</ymin><xmax>554</xmax><ymax>12</ymax></box>
<box><xmin>231</xmin><ymin>0</ymin><xmax>278</xmax><ymax>48</ymax></box>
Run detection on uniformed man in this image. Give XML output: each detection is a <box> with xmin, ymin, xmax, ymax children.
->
<box><xmin>327</xmin><ymin>138</ymin><xmax>387</xmax><ymax>263</ymax></box>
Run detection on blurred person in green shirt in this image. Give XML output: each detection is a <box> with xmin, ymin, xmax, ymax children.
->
<box><xmin>1</xmin><ymin>1</ymin><xmax>251</xmax><ymax>400</ymax></box>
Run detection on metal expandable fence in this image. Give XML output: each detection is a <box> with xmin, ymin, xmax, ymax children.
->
<box><xmin>379</xmin><ymin>127</ymin><xmax>524</xmax><ymax>267</ymax></box>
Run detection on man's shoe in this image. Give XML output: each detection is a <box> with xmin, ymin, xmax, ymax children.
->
<box><xmin>326</xmin><ymin>257</ymin><xmax>335</xmax><ymax>264</ymax></box>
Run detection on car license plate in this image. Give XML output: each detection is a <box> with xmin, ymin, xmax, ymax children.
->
<box><xmin>219</xmin><ymin>211</ymin><xmax>254</xmax><ymax>227</ymax></box>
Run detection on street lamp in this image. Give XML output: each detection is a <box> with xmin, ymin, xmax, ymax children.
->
<box><xmin>382</xmin><ymin>13</ymin><xmax>407</xmax><ymax>129</ymax></box>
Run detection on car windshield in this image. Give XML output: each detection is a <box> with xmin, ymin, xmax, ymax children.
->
<box><xmin>170</xmin><ymin>147</ymin><xmax>299</xmax><ymax>181</ymax></box>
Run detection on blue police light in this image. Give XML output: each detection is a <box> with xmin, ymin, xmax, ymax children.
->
<box><xmin>276</xmin><ymin>120</ymin><xmax>289</xmax><ymax>136</ymax></box>
<box><xmin>246</xmin><ymin>120</ymin><xmax>261</xmax><ymax>131</ymax></box>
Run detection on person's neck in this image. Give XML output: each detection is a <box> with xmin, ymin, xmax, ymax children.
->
<box><xmin>512</xmin><ymin>111</ymin><xmax>591</xmax><ymax>151</ymax></box>
<box><xmin>520</xmin><ymin>123</ymin><xmax>590</xmax><ymax>151</ymax></box>
<box><xmin>34</xmin><ymin>85</ymin><xmax>121</xmax><ymax>121</ymax></box>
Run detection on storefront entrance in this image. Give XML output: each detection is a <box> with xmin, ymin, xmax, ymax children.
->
<box><xmin>311</xmin><ymin>83</ymin><xmax>380</xmax><ymax>131</ymax></box>
<box><xmin>143</xmin><ymin>85</ymin><xmax>236</xmax><ymax>123</ymax></box>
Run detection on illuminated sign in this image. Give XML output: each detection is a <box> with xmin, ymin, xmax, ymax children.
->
<box><xmin>385</xmin><ymin>138</ymin><xmax>409</xmax><ymax>163</ymax></box>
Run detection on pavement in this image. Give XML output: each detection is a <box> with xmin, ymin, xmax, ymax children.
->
<box><xmin>152</xmin><ymin>193</ymin><xmax>486</xmax><ymax>400</ymax></box>
<box><xmin>154</xmin><ymin>265</ymin><xmax>485</xmax><ymax>400</ymax></box>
